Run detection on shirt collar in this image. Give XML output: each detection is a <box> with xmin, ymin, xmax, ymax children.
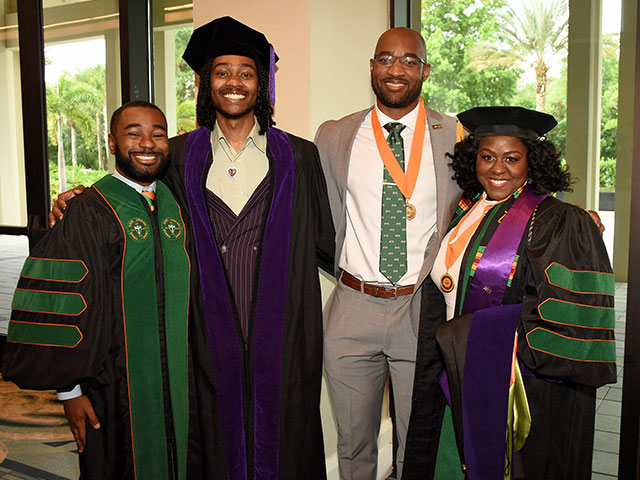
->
<box><xmin>374</xmin><ymin>101</ymin><xmax>421</xmax><ymax>133</ymax></box>
<box><xmin>211</xmin><ymin>117</ymin><xmax>267</xmax><ymax>154</ymax></box>
<box><xmin>112</xmin><ymin>169</ymin><xmax>157</xmax><ymax>194</ymax></box>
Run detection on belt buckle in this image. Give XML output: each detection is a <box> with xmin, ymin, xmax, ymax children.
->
<box><xmin>387</xmin><ymin>285</ymin><xmax>398</xmax><ymax>299</ymax></box>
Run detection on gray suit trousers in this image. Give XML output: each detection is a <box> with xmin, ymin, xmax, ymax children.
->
<box><xmin>324</xmin><ymin>278</ymin><xmax>418</xmax><ymax>480</ymax></box>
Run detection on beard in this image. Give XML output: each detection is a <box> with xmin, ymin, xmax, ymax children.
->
<box><xmin>215</xmin><ymin>102</ymin><xmax>255</xmax><ymax>120</ymax></box>
<box><xmin>114</xmin><ymin>145</ymin><xmax>169</xmax><ymax>184</ymax></box>
<box><xmin>371</xmin><ymin>75</ymin><xmax>423</xmax><ymax>109</ymax></box>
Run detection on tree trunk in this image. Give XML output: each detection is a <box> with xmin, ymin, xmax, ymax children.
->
<box><xmin>57</xmin><ymin>115</ymin><xmax>67</xmax><ymax>192</ymax></box>
<box><xmin>534</xmin><ymin>58</ymin><xmax>548</xmax><ymax>112</ymax></box>
<box><xmin>103</xmin><ymin>103</ymin><xmax>109</xmax><ymax>167</ymax></box>
<box><xmin>71</xmin><ymin>124</ymin><xmax>77</xmax><ymax>168</ymax></box>
<box><xmin>96</xmin><ymin>111</ymin><xmax>103</xmax><ymax>169</ymax></box>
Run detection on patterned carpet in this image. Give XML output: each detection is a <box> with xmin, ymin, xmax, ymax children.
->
<box><xmin>0</xmin><ymin>376</ymin><xmax>79</xmax><ymax>479</ymax></box>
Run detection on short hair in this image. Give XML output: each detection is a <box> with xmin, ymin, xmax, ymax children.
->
<box><xmin>110</xmin><ymin>101</ymin><xmax>167</xmax><ymax>134</ymax></box>
<box><xmin>448</xmin><ymin>135</ymin><xmax>573</xmax><ymax>198</ymax></box>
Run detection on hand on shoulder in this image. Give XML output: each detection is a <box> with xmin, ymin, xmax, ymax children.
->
<box><xmin>49</xmin><ymin>185</ymin><xmax>86</xmax><ymax>228</ymax></box>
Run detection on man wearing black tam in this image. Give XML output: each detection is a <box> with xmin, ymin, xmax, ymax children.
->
<box><xmin>163</xmin><ymin>16</ymin><xmax>334</xmax><ymax>480</ymax></box>
<box><xmin>49</xmin><ymin>15</ymin><xmax>334</xmax><ymax>480</ymax></box>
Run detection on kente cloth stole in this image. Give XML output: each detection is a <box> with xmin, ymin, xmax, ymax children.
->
<box><xmin>93</xmin><ymin>175</ymin><xmax>190</xmax><ymax>480</ymax></box>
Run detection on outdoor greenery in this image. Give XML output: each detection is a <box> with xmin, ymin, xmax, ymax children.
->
<box><xmin>175</xmin><ymin>28</ymin><xmax>196</xmax><ymax>133</ymax></box>
<box><xmin>46</xmin><ymin>27</ymin><xmax>194</xmax><ymax>200</ymax></box>
<box><xmin>46</xmin><ymin>3</ymin><xmax>619</xmax><ymax>197</ymax></box>
<box><xmin>421</xmin><ymin>0</ymin><xmax>522</xmax><ymax>113</ymax></box>
<box><xmin>600</xmin><ymin>158</ymin><xmax>616</xmax><ymax>191</ymax></box>
<box><xmin>468</xmin><ymin>0</ymin><xmax>568</xmax><ymax>111</ymax></box>
<box><xmin>49</xmin><ymin>164</ymin><xmax>108</xmax><ymax>200</ymax></box>
<box><xmin>422</xmin><ymin>0</ymin><xmax>619</xmax><ymax>190</ymax></box>
<box><xmin>47</xmin><ymin>65</ymin><xmax>109</xmax><ymax>193</ymax></box>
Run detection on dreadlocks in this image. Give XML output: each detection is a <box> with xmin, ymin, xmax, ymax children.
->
<box><xmin>196</xmin><ymin>58</ymin><xmax>275</xmax><ymax>135</ymax></box>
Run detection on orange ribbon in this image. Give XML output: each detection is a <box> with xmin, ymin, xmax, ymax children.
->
<box><xmin>371</xmin><ymin>101</ymin><xmax>426</xmax><ymax>200</ymax></box>
<box><xmin>444</xmin><ymin>202</ymin><xmax>492</xmax><ymax>271</ymax></box>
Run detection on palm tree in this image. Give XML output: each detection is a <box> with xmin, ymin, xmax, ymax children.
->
<box><xmin>47</xmin><ymin>73</ymin><xmax>98</xmax><ymax>190</ymax></box>
<box><xmin>46</xmin><ymin>82</ymin><xmax>67</xmax><ymax>192</ymax></box>
<box><xmin>467</xmin><ymin>0</ymin><xmax>568</xmax><ymax>111</ymax></box>
<box><xmin>75</xmin><ymin>65</ymin><xmax>108</xmax><ymax>169</ymax></box>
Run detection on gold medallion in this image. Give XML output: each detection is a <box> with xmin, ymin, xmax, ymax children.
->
<box><xmin>406</xmin><ymin>202</ymin><xmax>416</xmax><ymax>221</ymax></box>
<box><xmin>440</xmin><ymin>272</ymin><xmax>455</xmax><ymax>293</ymax></box>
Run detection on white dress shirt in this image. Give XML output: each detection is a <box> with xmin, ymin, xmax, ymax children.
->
<box><xmin>338</xmin><ymin>102</ymin><xmax>437</xmax><ymax>285</ymax></box>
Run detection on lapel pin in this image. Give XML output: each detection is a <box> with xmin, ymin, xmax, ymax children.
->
<box><xmin>432</xmin><ymin>124</ymin><xmax>443</xmax><ymax>129</ymax></box>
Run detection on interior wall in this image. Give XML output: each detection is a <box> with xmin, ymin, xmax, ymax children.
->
<box><xmin>193</xmin><ymin>1</ymin><xmax>387</xmax><ymax>141</ymax></box>
<box><xmin>308</xmin><ymin>0</ymin><xmax>388</xmax><ymax>472</ymax></box>
<box><xmin>193</xmin><ymin>1</ymin><xmax>312</xmax><ymax>139</ymax></box>
<box><xmin>309</xmin><ymin>0</ymin><xmax>386</xmax><ymax>135</ymax></box>
<box><xmin>613</xmin><ymin>0</ymin><xmax>637</xmax><ymax>281</ymax></box>
<box><xmin>564</xmin><ymin>0</ymin><xmax>602</xmax><ymax>210</ymax></box>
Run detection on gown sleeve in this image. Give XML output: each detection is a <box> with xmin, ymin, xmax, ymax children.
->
<box><xmin>517</xmin><ymin>200</ymin><xmax>617</xmax><ymax>388</ymax></box>
<box><xmin>307</xmin><ymin>142</ymin><xmax>336</xmax><ymax>276</ymax></box>
<box><xmin>2</xmin><ymin>190</ymin><xmax>123</xmax><ymax>392</ymax></box>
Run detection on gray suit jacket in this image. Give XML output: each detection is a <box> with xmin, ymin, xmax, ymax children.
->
<box><xmin>315</xmin><ymin>106</ymin><xmax>461</xmax><ymax>333</ymax></box>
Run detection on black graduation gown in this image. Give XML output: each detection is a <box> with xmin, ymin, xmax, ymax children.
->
<box><xmin>405</xmin><ymin>195</ymin><xmax>616</xmax><ymax>480</ymax></box>
<box><xmin>2</xmin><ymin>177</ymin><xmax>194</xmax><ymax>480</ymax></box>
<box><xmin>162</xmin><ymin>127</ymin><xmax>335</xmax><ymax>480</ymax></box>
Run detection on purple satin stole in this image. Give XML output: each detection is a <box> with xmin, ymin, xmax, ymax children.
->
<box><xmin>462</xmin><ymin>186</ymin><xmax>547</xmax><ymax>314</ymax></box>
<box><xmin>459</xmin><ymin>186</ymin><xmax>546</xmax><ymax>479</ymax></box>
<box><xmin>184</xmin><ymin>126</ymin><xmax>294</xmax><ymax>480</ymax></box>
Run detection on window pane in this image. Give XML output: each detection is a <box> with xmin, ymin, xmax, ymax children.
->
<box><xmin>0</xmin><ymin>3</ymin><xmax>27</xmax><ymax>228</ymax></box>
<box><xmin>43</xmin><ymin>0</ymin><xmax>121</xmax><ymax>198</ymax></box>
<box><xmin>153</xmin><ymin>1</ymin><xmax>193</xmax><ymax>137</ymax></box>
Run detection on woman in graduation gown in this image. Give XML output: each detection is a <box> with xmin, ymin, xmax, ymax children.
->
<box><xmin>410</xmin><ymin>106</ymin><xmax>617</xmax><ymax>480</ymax></box>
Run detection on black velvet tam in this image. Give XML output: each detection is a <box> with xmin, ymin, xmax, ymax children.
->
<box><xmin>458</xmin><ymin>106</ymin><xmax>557</xmax><ymax>140</ymax></box>
<box><xmin>183</xmin><ymin>16</ymin><xmax>279</xmax><ymax>73</ymax></box>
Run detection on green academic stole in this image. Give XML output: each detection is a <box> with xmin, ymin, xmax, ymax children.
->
<box><xmin>93</xmin><ymin>176</ymin><xmax>190</xmax><ymax>480</ymax></box>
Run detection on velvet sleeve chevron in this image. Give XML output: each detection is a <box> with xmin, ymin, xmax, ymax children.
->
<box><xmin>2</xmin><ymin>189</ymin><xmax>121</xmax><ymax>391</ymax></box>
<box><xmin>517</xmin><ymin>199</ymin><xmax>617</xmax><ymax>388</ymax></box>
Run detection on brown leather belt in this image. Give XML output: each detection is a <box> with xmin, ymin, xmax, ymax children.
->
<box><xmin>340</xmin><ymin>271</ymin><xmax>414</xmax><ymax>299</ymax></box>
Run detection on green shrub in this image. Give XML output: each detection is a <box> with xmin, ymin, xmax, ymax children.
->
<box><xmin>599</xmin><ymin>157</ymin><xmax>616</xmax><ymax>191</ymax></box>
<box><xmin>49</xmin><ymin>163</ymin><xmax>108</xmax><ymax>201</ymax></box>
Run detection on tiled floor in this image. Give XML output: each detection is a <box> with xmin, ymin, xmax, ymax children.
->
<box><xmin>591</xmin><ymin>282</ymin><xmax>626</xmax><ymax>479</ymax></box>
<box><xmin>1</xmin><ymin>235</ymin><xmax>79</xmax><ymax>479</ymax></box>
<box><xmin>0</xmin><ymin>234</ymin><xmax>628</xmax><ymax>478</ymax></box>
<box><xmin>0</xmin><ymin>235</ymin><xmax>28</xmax><ymax>337</ymax></box>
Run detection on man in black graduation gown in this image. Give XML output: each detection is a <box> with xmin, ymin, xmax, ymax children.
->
<box><xmin>2</xmin><ymin>102</ymin><xmax>193</xmax><ymax>479</ymax></box>
<box><xmin>165</xmin><ymin>17</ymin><xmax>334</xmax><ymax>479</ymax></box>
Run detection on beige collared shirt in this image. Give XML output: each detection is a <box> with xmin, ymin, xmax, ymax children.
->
<box><xmin>206</xmin><ymin>119</ymin><xmax>269</xmax><ymax>215</ymax></box>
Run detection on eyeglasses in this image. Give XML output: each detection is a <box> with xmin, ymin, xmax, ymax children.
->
<box><xmin>373</xmin><ymin>54</ymin><xmax>426</xmax><ymax>68</ymax></box>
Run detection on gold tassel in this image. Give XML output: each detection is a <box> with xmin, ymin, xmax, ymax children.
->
<box><xmin>456</xmin><ymin>120</ymin><xmax>466</xmax><ymax>142</ymax></box>
<box><xmin>505</xmin><ymin>332</ymin><xmax>531</xmax><ymax>480</ymax></box>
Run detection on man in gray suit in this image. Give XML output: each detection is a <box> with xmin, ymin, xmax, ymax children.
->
<box><xmin>315</xmin><ymin>27</ymin><xmax>461</xmax><ymax>479</ymax></box>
